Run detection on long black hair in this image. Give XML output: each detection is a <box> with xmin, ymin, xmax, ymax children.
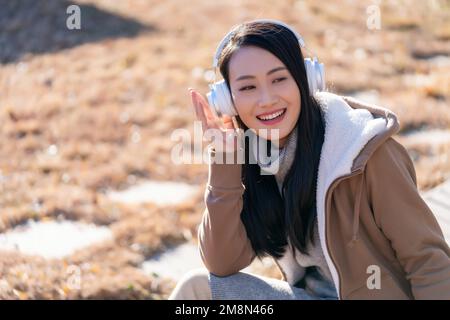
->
<box><xmin>218</xmin><ymin>21</ymin><xmax>325</xmax><ymax>258</ymax></box>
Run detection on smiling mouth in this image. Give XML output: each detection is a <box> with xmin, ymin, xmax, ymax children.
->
<box><xmin>256</xmin><ymin>108</ymin><xmax>287</xmax><ymax>121</ymax></box>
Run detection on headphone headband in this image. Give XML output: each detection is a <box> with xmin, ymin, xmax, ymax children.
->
<box><xmin>212</xmin><ymin>19</ymin><xmax>306</xmax><ymax>68</ymax></box>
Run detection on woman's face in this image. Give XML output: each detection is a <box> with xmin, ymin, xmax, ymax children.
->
<box><xmin>228</xmin><ymin>45</ymin><xmax>301</xmax><ymax>147</ymax></box>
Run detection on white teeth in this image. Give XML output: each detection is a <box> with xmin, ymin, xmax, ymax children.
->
<box><xmin>257</xmin><ymin>109</ymin><xmax>285</xmax><ymax>121</ymax></box>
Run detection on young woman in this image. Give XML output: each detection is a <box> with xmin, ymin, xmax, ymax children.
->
<box><xmin>169</xmin><ymin>20</ymin><xmax>450</xmax><ymax>300</ymax></box>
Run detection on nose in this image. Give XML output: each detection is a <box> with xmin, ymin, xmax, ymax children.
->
<box><xmin>258</xmin><ymin>86</ymin><xmax>279</xmax><ymax>108</ymax></box>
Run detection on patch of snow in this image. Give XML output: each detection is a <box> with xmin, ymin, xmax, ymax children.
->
<box><xmin>107</xmin><ymin>180</ymin><xmax>199</xmax><ymax>206</ymax></box>
<box><xmin>0</xmin><ymin>220</ymin><xmax>112</xmax><ymax>259</ymax></box>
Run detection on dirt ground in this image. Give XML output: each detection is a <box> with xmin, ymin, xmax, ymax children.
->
<box><xmin>0</xmin><ymin>0</ymin><xmax>449</xmax><ymax>299</ymax></box>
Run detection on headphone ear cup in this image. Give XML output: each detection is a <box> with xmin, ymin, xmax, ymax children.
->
<box><xmin>304</xmin><ymin>57</ymin><xmax>317</xmax><ymax>94</ymax></box>
<box><xmin>207</xmin><ymin>84</ymin><xmax>220</xmax><ymax>118</ymax></box>
<box><xmin>313</xmin><ymin>57</ymin><xmax>325</xmax><ymax>92</ymax></box>
<box><xmin>304</xmin><ymin>57</ymin><xmax>325</xmax><ymax>94</ymax></box>
<box><xmin>215</xmin><ymin>80</ymin><xmax>238</xmax><ymax>117</ymax></box>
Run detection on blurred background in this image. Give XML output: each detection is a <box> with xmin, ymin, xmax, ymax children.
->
<box><xmin>0</xmin><ymin>0</ymin><xmax>449</xmax><ymax>299</ymax></box>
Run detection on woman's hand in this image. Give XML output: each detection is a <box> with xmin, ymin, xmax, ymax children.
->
<box><xmin>189</xmin><ymin>88</ymin><xmax>240</xmax><ymax>153</ymax></box>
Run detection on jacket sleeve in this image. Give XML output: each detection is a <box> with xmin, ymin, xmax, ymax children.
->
<box><xmin>365</xmin><ymin>137</ymin><xmax>450</xmax><ymax>299</ymax></box>
<box><xmin>197</xmin><ymin>146</ymin><xmax>256</xmax><ymax>277</ymax></box>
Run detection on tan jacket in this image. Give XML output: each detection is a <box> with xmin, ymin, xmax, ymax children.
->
<box><xmin>198</xmin><ymin>92</ymin><xmax>450</xmax><ymax>300</ymax></box>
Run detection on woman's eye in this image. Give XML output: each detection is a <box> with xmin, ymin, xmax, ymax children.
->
<box><xmin>238</xmin><ymin>78</ymin><xmax>286</xmax><ymax>91</ymax></box>
<box><xmin>239</xmin><ymin>85</ymin><xmax>255</xmax><ymax>91</ymax></box>
<box><xmin>273</xmin><ymin>77</ymin><xmax>286</xmax><ymax>83</ymax></box>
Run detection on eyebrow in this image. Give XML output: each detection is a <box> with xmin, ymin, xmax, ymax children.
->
<box><xmin>235</xmin><ymin>66</ymin><xmax>287</xmax><ymax>81</ymax></box>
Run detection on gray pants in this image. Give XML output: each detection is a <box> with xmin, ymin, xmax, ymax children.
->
<box><xmin>168</xmin><ymin>268</ymin><xmax>337</xmax><ymax>300</ymax></box>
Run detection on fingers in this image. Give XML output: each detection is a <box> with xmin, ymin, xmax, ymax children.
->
<box><xmin>195</xmin><ymin>90</ymin><xmax>216</xmax><ymax>123</ymax></box>
<box><xmin>190</xmin><ymin>89</ymin><xmax>208</xmax><ymax>131</ymax></box>
<box><xmin>221</xmin><ymin>115</ymin><xmax>236</xmax><ymax>130</ymax></box>
<box><xmin>189</xmin><ymin>88</ymin><xmax>234</xmax><ymax>132</ymax></box>
<box><xmin>188</xmin><ymin>88</ymin><xmax>198</xmax><ymax>118</ymax></box>
<box><xmin>194</xmin><ymin>90</ymin><xmax>224</xmax><ymax>129</ymax></box>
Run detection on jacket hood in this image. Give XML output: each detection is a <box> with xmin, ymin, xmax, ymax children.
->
<box><xmin>312</xmin><ymin>91</ymin><xmax>401</xmax><ymax>297</ymax></box>
<box><xmin>315</xmin><ymin>91</ymin><xmax>400</xmax><ymax>174</ymax></box>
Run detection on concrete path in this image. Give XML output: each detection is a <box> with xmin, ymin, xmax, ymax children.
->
<box><xmin>421</xmin><ymin>180</ymin><xmax>450</xmax><ymax>243</ymax></box>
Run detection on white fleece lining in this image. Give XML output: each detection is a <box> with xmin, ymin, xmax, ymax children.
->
<box><xmin>314</xmin><ymin>92</ymin><xmax>386</xmax><ymax>299</ymax></box>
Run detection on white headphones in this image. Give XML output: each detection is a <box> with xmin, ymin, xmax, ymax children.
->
<box><xmin>206</xmin><ymin>19</ymin><xmax>325</xmax><ymax>118</ymax></box>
